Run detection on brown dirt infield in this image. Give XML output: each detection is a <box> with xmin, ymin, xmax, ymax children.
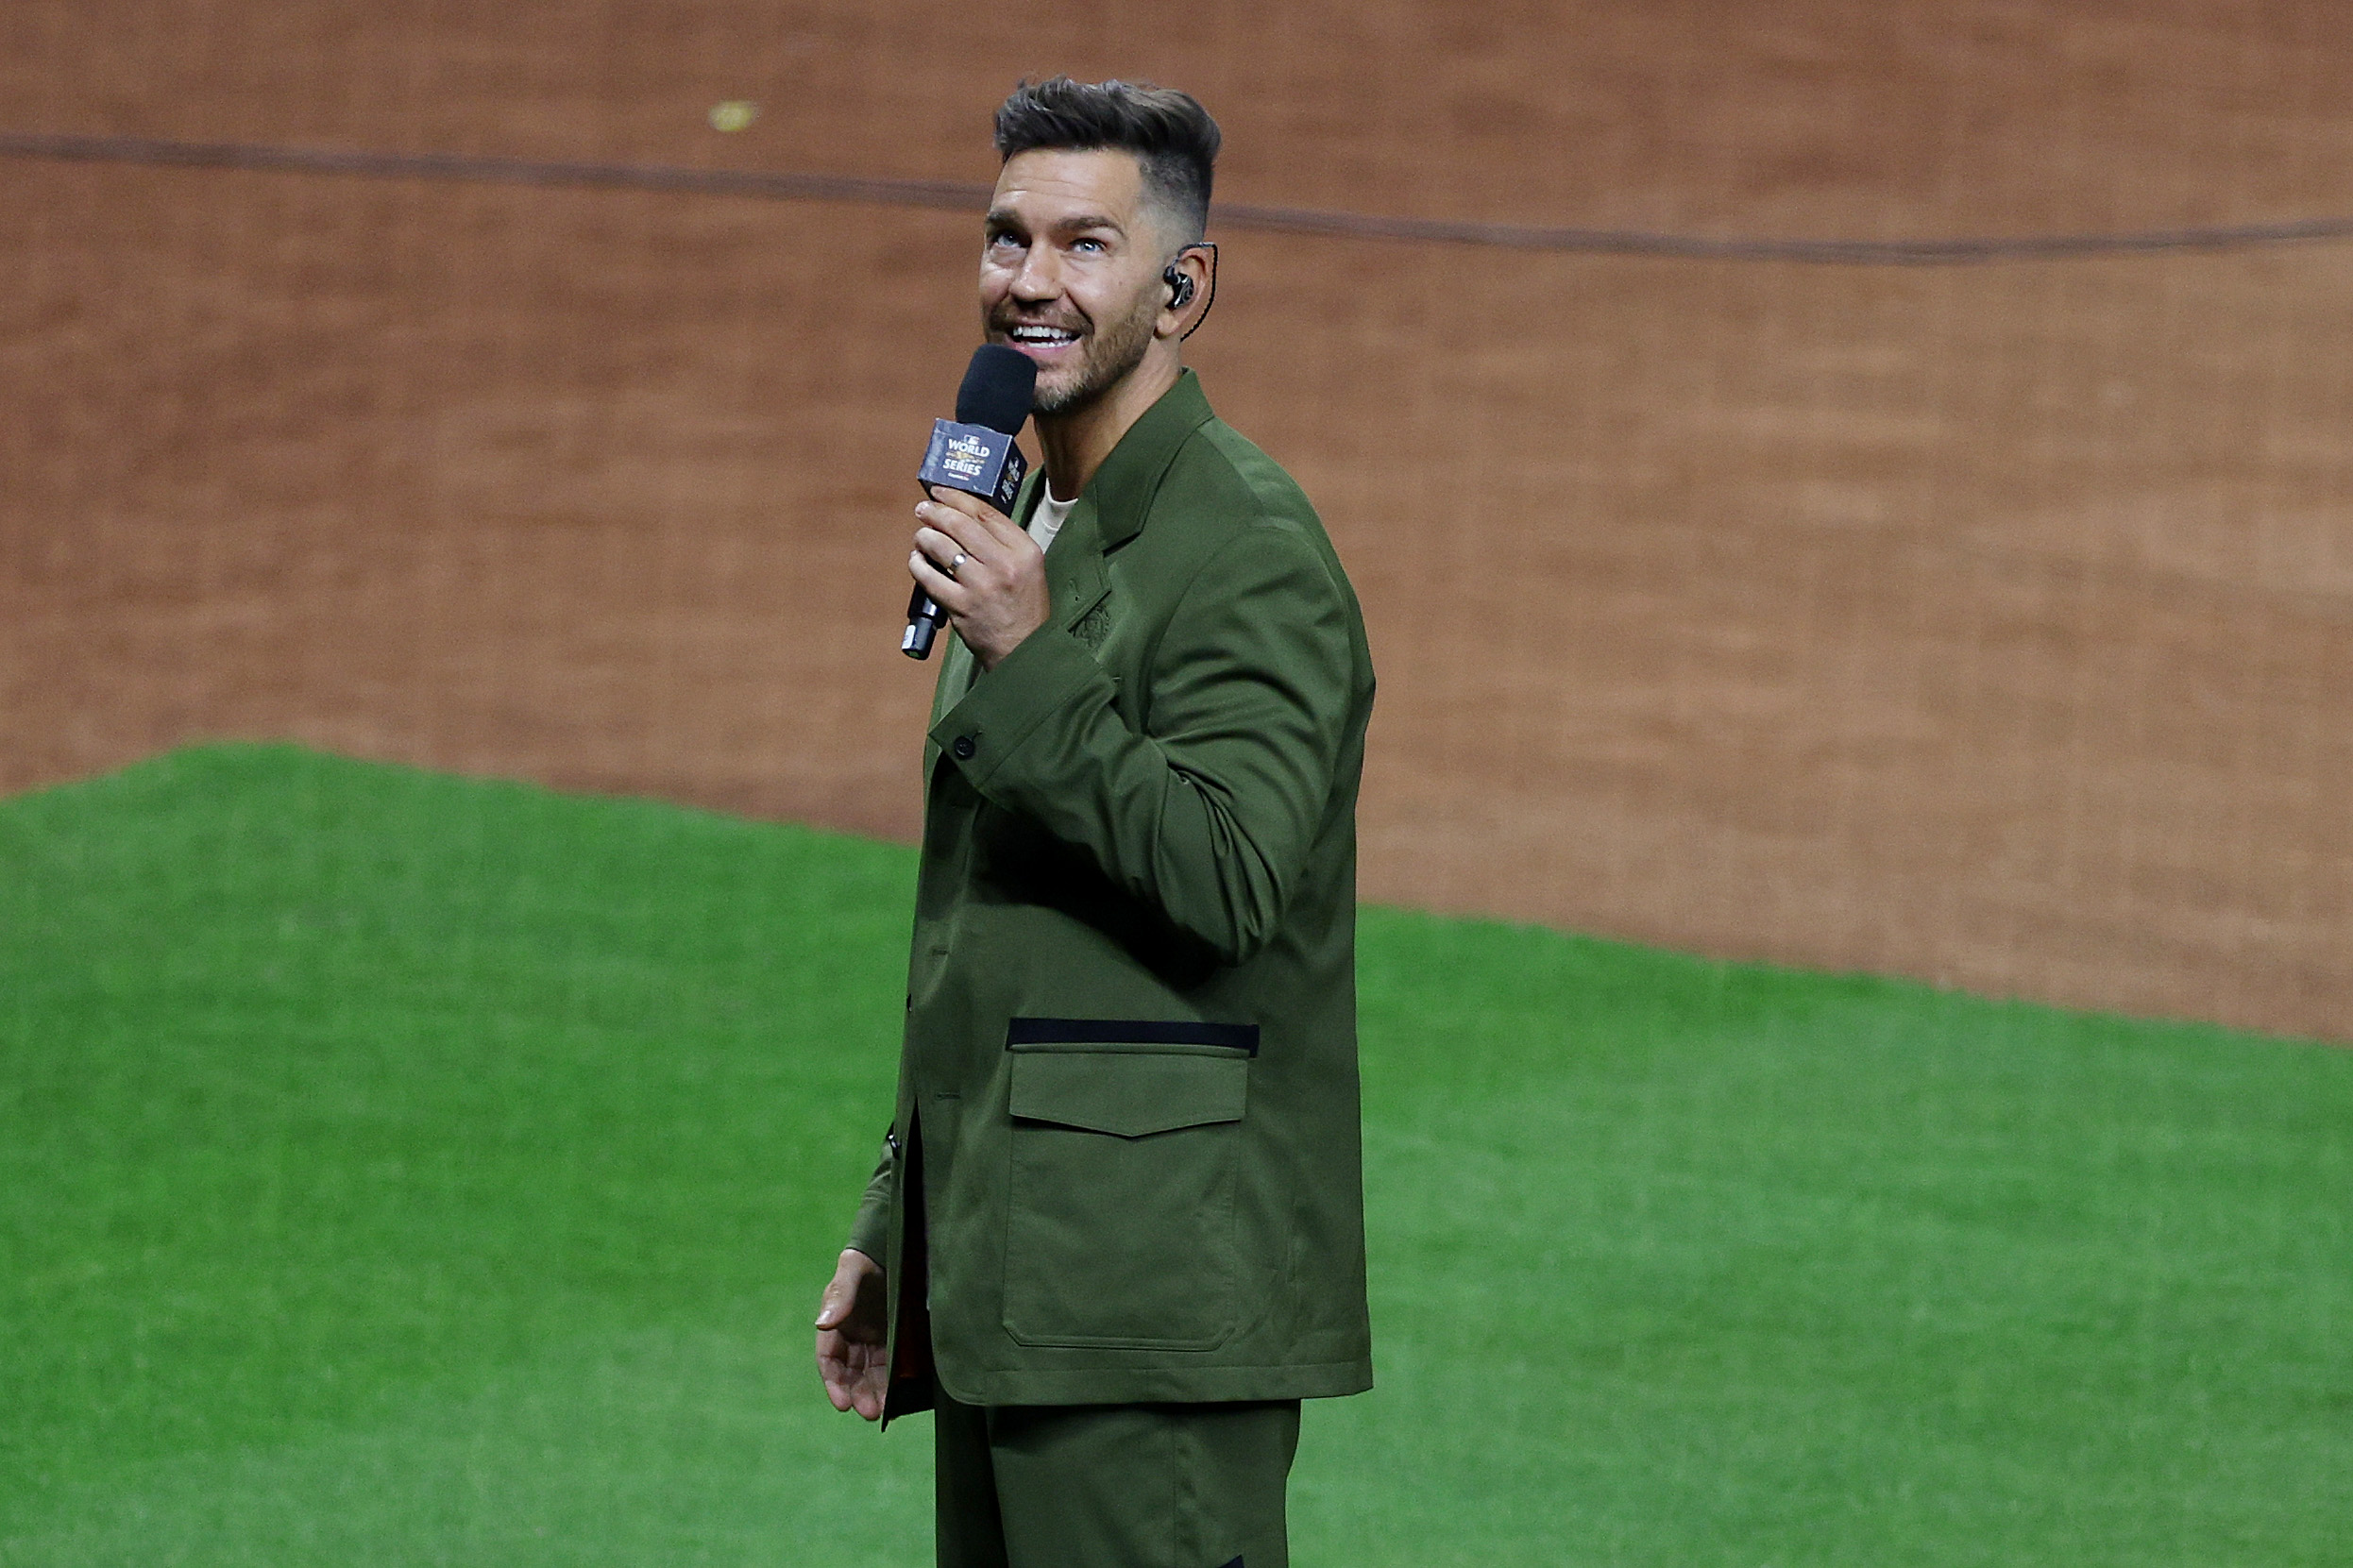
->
<box><xmin>4</xmin><ymin>1</ymin><xmax>2350</xmax><ymax>1039</ymax></box>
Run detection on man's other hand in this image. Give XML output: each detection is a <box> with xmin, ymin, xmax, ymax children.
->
<box><xmin>909</xmin><ymin>487</ymin><xmax>1050</xmax><ymax>671</ymax></box>
<box><xmin>815</xmin><ymin>1247</ymin><xmax>889</xmax><ymax>1421</ymax></box>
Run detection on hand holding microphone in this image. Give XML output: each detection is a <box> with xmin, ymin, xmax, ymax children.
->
<box><xmin>903</xmin><ymin>346</ymin><xmax>1039</xmax><ymax>661</ymax></box>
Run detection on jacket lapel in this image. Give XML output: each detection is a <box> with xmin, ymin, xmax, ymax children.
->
<box><xmin>1078</xmin><ymin>369</ymin><xmax>1214</xmax><ymax>550</ymax></box>
<box><xmin>1034</xmin><ymin>370</ymin><xmax>1216</xmax><ymax>639</ymax></box>
<box><xmin>1045</xmin><ymin>495</ymin><xmax>1109</xmax><ymax>636</ymax></box>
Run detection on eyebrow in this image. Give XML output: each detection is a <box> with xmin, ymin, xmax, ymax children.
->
<box><xmin>986</xmin><ymin>208</ymin><xmax>1128</xmax><ymax>238</ymax></box>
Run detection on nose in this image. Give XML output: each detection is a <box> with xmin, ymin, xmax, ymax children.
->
<box><xmin>1007</xmin><ymin>243</ymin><xmax>1062</xmax><ymax>303</ymax></box>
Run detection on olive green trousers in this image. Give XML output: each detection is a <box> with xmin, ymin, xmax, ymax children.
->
<box><xmin>933</xmin><ymin>1394</ymin><xmax>1302</xmax><ymax>1568</ymax></box>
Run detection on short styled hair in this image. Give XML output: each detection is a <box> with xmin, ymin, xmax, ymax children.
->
<box><xmin>993</xmin><ymin>76</ymin><xmax>1221</xmax><ymax>244</ymax></box>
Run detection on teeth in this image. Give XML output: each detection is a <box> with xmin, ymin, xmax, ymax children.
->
<box><xmin>1011</xmin><ymin>327</ymin><xmax>1076</xmax><ymax>343</ymax></box>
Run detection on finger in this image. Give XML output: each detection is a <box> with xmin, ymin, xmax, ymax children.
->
<box><xmin>922</xmin><ymin>485</ymin><xmax>1000</xmax><ymax>528</ymax></box>
<box><xmin>969</xmin><ymin>500</ymin><xmax>1038</xmax><ymax>554</ymax></box>
<box><xmin>816</xmin><ymin>1339</ymin><xmax>854</xmax><ymax>1409</ymax></box>
<box><xmin>913</xmin><ymin>524</ymin><xmax>989</xmax><ymax>582</ymax></box>
<box><xmin>910</xmin><ymin>550</ymin><xmax>970</xmax><ymax>611</ymax></box>
<box><xmin>923</xmin><ymin>488</ymin><xmax>1027</xmax><ymax>553</ymax></box>
<box><xmin>815</xmin><ymin>1286</ymin><xmax>843</xmax><ymax>1328</ymax></box>
<box><xmin>916</xmin><ymin>500</ymin><xmax>994</xmax><ymax>561</ymax></box>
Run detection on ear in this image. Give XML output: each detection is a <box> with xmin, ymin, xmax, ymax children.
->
<box><xmin>1157</xmin><ymin>243</ymin><xmax>1216</xmax><ymax>340</ymax></box>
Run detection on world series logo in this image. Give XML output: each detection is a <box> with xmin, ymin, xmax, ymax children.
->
<box><xmin>921</xmin><ymin>420</ymin><xmax>1027</xmax><ymax>513</ymax></box>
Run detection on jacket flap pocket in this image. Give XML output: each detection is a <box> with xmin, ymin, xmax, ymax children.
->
<box><xmin>1008</xmin><ymin>1050</ymin><xmax>1247</xmax><ymax>1138</ymax></box>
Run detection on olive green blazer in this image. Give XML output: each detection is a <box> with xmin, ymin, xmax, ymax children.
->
<box><xmin>849</xmin><ymin>370</ymin><xmax>1375</xmax><ymax>1413</ymax></box>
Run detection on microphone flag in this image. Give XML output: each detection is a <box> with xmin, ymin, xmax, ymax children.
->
<box><xmin>918</xmin><ymin>420</ymin><xmax>1027</xmax><ymax>515</ymax></box>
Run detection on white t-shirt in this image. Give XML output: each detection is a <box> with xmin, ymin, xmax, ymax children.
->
<box><xmin>1028</xmin><ymin>488</ymin><xmax>1077</xmax><ymax>553</ymax></box>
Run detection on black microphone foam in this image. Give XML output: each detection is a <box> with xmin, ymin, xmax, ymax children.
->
<box><xmin>956</xmin><ymin>344</ymin><xmax>1037</xmax><ymax>434</ymax></box>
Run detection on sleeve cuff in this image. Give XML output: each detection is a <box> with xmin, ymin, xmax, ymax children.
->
<box><xmin>846</xmin><ymin>1211</ymin><xmax>889</xmax><ymax>1264</ymax></box>
<box><xmin>926</xmin><ymin>624</ymin><xmax>1109</xmax><ymax>790</ymax></box>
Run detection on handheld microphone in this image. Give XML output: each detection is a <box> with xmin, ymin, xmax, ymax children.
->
<box><xmin>902</xmin><ymin>346</ymin><xmax>1038</xmax><ymax>659</ymax></box>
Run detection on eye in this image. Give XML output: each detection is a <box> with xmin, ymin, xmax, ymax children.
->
<box><xmin>1070</xmin><ymin>236</ymin><xmax>1108</xmax><ymax>255</ymax></box>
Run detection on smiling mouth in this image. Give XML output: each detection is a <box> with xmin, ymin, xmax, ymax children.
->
<box><xmin>1005</xmin><ymin>324</ymin><xmax>1083</xmax><ymax>356</ymax></box>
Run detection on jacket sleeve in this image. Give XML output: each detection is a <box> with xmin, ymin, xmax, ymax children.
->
<box><xmin>931</xmin><ymin>518</ymin><xmax>1356</xmax><ymax>967</ymax></box>
<box><xmin>845</xmin><ymin>1131</ymin><xmax>892</xmax><ymax>1264</ymax></box>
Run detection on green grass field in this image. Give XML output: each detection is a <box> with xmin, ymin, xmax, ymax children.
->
<box><xmin>3</xmin><ymin>744</ymin><xmax>2347</xmax><ymax>1564</ymax></box>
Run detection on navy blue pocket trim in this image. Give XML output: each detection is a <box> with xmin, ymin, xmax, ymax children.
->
<box><xmin>1004</xmin><ymin>1017</ymin><xmax>1260</xmax><ymax>1055</ymax></box>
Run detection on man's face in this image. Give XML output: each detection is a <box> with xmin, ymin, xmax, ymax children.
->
<box><xmin>980</xmin><ymin>148</ymin><xmax>1173</xmax><ymax>416</ymax></box>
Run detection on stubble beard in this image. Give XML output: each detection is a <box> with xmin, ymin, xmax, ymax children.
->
<box><xmin>1024</xmin><ymin>284</ymin><xmax>1160</xmax><ymax>418</ymax></box>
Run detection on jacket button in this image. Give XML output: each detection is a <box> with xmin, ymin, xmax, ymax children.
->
<box><xmin>951</xmin><ymin>734</ymin><xmax>976</xmax><ymax>760</ymax></box>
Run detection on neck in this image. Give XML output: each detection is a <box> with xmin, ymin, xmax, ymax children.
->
<box><xmin>1035</xmin><ymin>352</ymin><xmax>1181</xmax><ymax>501</ymax></box>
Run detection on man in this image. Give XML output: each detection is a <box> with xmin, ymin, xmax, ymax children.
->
<box><xmin>815</xmin><ymin>77</ymin><xmax>1374</xmax><ymax>1568</ymax></box>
